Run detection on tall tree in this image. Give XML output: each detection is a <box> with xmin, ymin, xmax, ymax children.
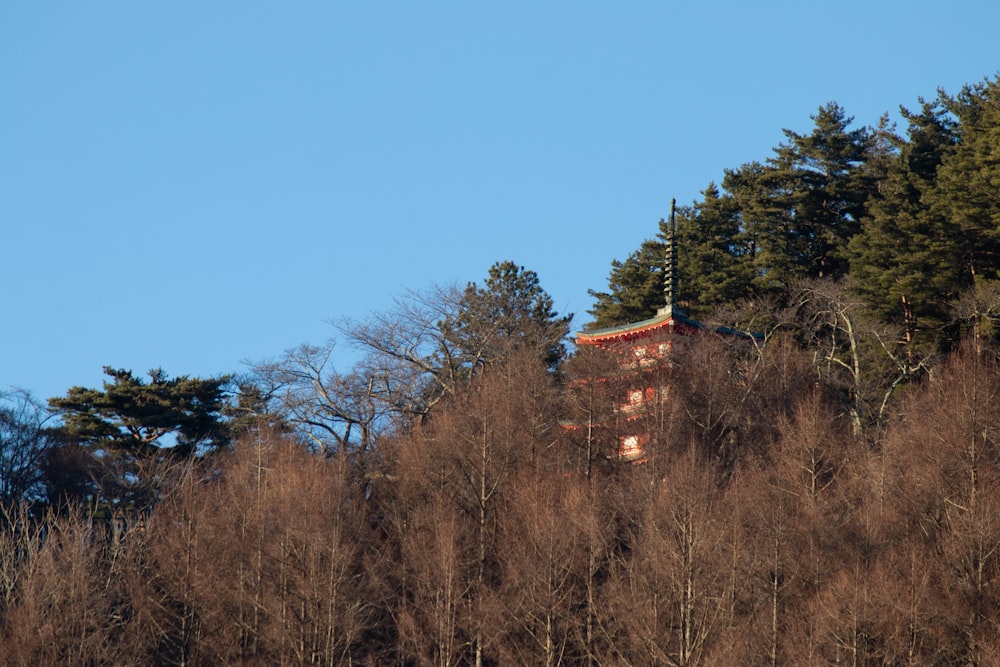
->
<box><xmin>848</xmin><ymin>95</ymin><xmax>961</xmax><ymax>351</ymax></box>
<box><xmin>672</xmin><ymin>183</ymin><xmax>756</xmax><ymax>317</ymax></box>
<box><xmin>0</xmin><ymin>390</ymin><xmax>52</xmax><ymax>509</ymax></box>
<box><xmin>492</xmin><ymin>474</ymin><xmax>589</xmax><ymax>666</ymax></box>
<box><xmin>589</xmin><ymin>102</ymin><xmax>874</xmax><ymax>325</ymax></box>
<box><xmin>931</xmin><ymin>77</ymin><xmax>1000</xmax><ymax>286</ymax></box>
<box><xmin>723</xmin><ymin>160</ymin><xmax>780</xmax><ymax>297</ymax></box>
<box><xmin>771</xmin><ymin>102</ymin><xmax>873</xmax><ymax>279</ymax></box>
<box><xmin>246</xmin><ymin>261</ymin><xmax>570</xmax><ymax>461</ymax></box>
<box><xmin>0</xmin><ymin>507</ymin><xmax>134</xmax><ymax>665</ymax></box>
<box><xmin>391</xmin><ymin>350</ymin><xmax>563</xmax><ymax>666</ymax></box>
<box><xmin>47</xmin><ymin>367</ymin><xmax>231</xmax><ymax>508</ymax></box>
<box><xmin>250</xmin><ymin>343</ymin><xmax>389</xmax><ymax>456</ymax></box>
<box><xmin>587</xmin><ymin>238</ymin><xmax>668</xmax><ymax>329</ymax></box>
<box><xmin>605</xmin><ymin>453</ymin><xmax>732</xmax><ymax>666</ymax></box>
<box><xmin>337</xmin><ymin>262</ymin><xmax>568</xmax><ymax>426</ymax></box>
<box><xmin>442</xmin><ymin>260</ymin><xmax>572</xmax><ymax>373</ymax></box>
<box><xmin>792</xmin><ymin>280</ymin><xmax>924</xmax><ymax>432</ymax></box>
<box><xmin>728</xmin><ymin>104</ymin><xmax>873</xmax><ymax>298</ymax></box>
<box><xmin>850</xmin><ymin>78</ymin><xmax>1000</xmax><ymax>352</ymax></box>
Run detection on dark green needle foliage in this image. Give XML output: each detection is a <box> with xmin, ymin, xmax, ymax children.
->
<box><xmin>443</xmin><ymin>260</ymin><xmax>572</xmax><ymax>373</ymax></box>
<box><xmin>849</xmin><ymin>76</ymin><xmax>1000</xmax><ymax>350</ymax></box>
<box><xmin>672</xmin><ymin>183</ymin><xmax>757</xmax><ymax>317</ymax></box>
<box><xmin>848</xmin><ymin>96</ymin><xmax>960</xmax><ymax>348</ymax></box>
<box><xmin>732</xmin><ymin>103</ymin><xmax>874</xmax><ymax>297</ymax></box>
<box><xmin>47</xmin><ymin>367</ymin><xmax>232</xmax><ymax>508</ymax></box>
<box><xmin>587</xmin><ymin>238</ymin><xmax>668</xmax><ymax>329</ymax></box>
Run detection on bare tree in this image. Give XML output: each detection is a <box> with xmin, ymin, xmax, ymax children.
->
<box><xmin>389</xmin><ymin>349</ymin><xmax>563</xmax><ymax>666</ymax></box>
<box><xmin>393</xmin><ymin>493</ymin><xmax>477</xmax><ymax>667</ymax></box>
<box><xmin>121</xmin><ymin>429</ymin><xmax>375</xmax><ymax>665</ymax></box>
<box><xmin>604</xmin><ymin>452</ymin><xmax>731</xmax><ymax>666</ymax></box>
<box><xmin>561</xmin><ymin>343</ymin><xmax>629</xmax><ymax>474</ymax></box>
<box><xmin>0</xmin><ymin>503</ymin><xmax>44</xmax><ymax>631</ymax></box>
<box><xmin>0</xmin><ymin>507</ymin><xmax>131</xmax><ymax>665</ymax></box>
<box><xmin>905</xmin><ymin>349</ymin><xmax>1000</xmax><ymax>663</ymax></box>
<box><xmin>0</xmin><ymin>390</ymin><xmax>52</xmax><ymax>509</ymax></box>
<box><xmin>793</xmin><ymin>279</ymin><xmax>930</xmax><ymax>432</ymax></box>
<box><xmin>248</xmin><ymin>267</ymin><xmax>569</xmax><ymax>463</ymax></box>
<box><xmin>866</xmin><ymin>543</ymin><xmax>954</xmax><ymax>665</ymax></box>
<box><xmin>491</xmin><ymin>473</ymin><xmax>589</xmax><ymax>667</ymax></box>
<box><xmin>251</xmin><ymin>342</ymin><xmax>388</xmax><ymax>456</ymax></box>
<box><xmin>242</xmin><ymin>287</ymin><xmax>464</xmax><ymax>459</ymax></box>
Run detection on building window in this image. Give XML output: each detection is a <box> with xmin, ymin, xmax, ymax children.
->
<box><xmin>620</xmin><ymin>433</ymin><xmax>648</xmax><ymax>460</ymax></box>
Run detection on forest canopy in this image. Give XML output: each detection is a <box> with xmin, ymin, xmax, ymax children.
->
<box><xmin>4</xmin><ymin>75</ymin><xmax>1000</xmax><ymax>665</ymax></box>
<box><xmin>590</xmin><ymin>77</ymin><xmax>1000</xmax><ymax>362</ymax></box>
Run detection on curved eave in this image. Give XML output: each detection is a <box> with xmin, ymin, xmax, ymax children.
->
<box><xmin>576</xmin><ymin>308</ymin><xmax>704</xmax><ymax>346</ymax></box>
<box><xmin>576</xmin><ymin>313</ymin><xmax>673</xmax><ymax>344</ymax></box>
<box><xmin>576</xmin><ymin>308</ymin><xmax>763</xmax><ymax>347</ymax></box>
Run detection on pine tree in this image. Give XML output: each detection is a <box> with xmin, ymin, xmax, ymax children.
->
<box><xmin>849</xmin><ymin>79</ymin><xmax>1000</xmax><ymax>350</ymax></box>
<box><xmin>443</xmin><ymin>260</ymin><xmax>572</xmax><ymax>372</ymax></box>
<box><xmin>723</xmin><ymin>160</ymin><xmax>788</xmax><ymax>298</ymax></box>
<box><xmin>732</xmin><ymin>103</ymin><xmax>874</xmax><ymax>297</ymax></box>
<box><xmin>672</xmin><ymin>183</ymin><xmax>756</xmax><ymax>317</ymax></box>
<box><xmin>587</xmin><ymin>238</ymin><xmax>668</xmax><ymax>329</ymax></box>
<box><xmin>47</xmin><ymin>367</ymin><xmax>232</xmax><ymax>508</ymax></box>
<box><xmin>848</xmin><ymin>96</ymin><xmax>960</xmax><ymax>349</ymax></box>
<box><xmin>930</xmin><ymin>78</ymin><xmax>1000</xmax><ymax>286</ymax></box>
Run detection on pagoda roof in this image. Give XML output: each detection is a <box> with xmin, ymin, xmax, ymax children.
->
<box><xmin>576</xmin><ymin>306</ymin><xmax>702</xmax><ymax>345</ymax></box>
<box><xmin>575</xmin><ymin>305</ymin><xmax>763</xmax><ymax>346</ymax></box>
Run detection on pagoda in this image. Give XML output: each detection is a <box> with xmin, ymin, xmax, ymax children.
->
<box><xmin>572</xmin><ymin>200</ymin><xmax>758</xmax><ymax>462</ymax></box>
<box><xmin>576</xmin><ymin>200</ymin><xmax>697</xmax><ymax>348</ymax></box>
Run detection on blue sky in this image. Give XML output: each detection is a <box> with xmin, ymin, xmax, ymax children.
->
<box><xmin>3</xmin><ymin>1</ymin><xmax>998</xmax><ymax>401</ymax></box>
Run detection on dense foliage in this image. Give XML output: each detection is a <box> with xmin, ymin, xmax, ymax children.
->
<box><xmin>4</xmin><ymin>340</ymin><xmax>1000</xmax><ymax>664</ymax></box>
<box><xmin>4</xmin><ymin>75</ymin><xmax>1000</xmax><ymax>664</ymax></box>
<box><xmin>590</xmin><ymin>77</ymin><xmax>1000</xmax><ymax>360</ymax></box>
<box><xmin>45</xmin><ymin>367</ymin><xmax>232</xmax><ymax>510</ymax></box>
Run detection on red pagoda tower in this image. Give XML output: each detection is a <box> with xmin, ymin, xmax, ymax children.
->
<box><xmin>572</xmin><ymin>200</ymin><xmax>687</xmax><ymax>461</ymax></box>
<box><xmin>572</xmin><ymin>200</ymin><xmax>758</xmax><ymax>462</ymax></box>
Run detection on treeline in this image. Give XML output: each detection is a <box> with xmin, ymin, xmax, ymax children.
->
<box><xmin>5</xmin><ymin>337</ymin><xmax>1000</xmax><ymax>664</ymax></box>
<box><xmin>3</xmin><ymin>74</ymin><xmax>1000</xmax><ymax>664</ymax></box>
<box><xmin>590</xmin><ymin>75</ymin><xmax>1000</xmax><ymax>361</ymax></box>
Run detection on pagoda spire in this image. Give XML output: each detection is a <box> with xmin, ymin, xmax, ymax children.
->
<box><xmin>659</xmin><ymin>198</ymin><xmax>679</xmax><ymax>316</ymax></box>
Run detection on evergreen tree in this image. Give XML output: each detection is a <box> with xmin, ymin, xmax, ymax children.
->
<box><xmin>671</xmin><ymin>183</ymin><xmax>756</xmax><ymax>317</ymax></box>
<box><xmin>442</xmin><ymin>260</ymin><xmax>572</xmax><ymax>372</ymax></box>
<box><xmin>776</xmin><ymin>102</ymin><xmax>873</xmax><ymax>276</ymax></box>
<box><xmin>723</xmin><ymin>160</ymin><xmax>783</xmax><ymax>297</ymax></box>
<box><xmin>732</xmin><ymin>104</ymin><xmax>873</xmax><ymax>297</ymax></box>
<box><xmin>930</xmin><ymin>78</ymin><xmax>1000</xmax><ymax>286</ymax></box>
<box><xmin>587</xmin><ymin>238</ymin><xmax>668</xmax><ymax>329</ymax></box>
<box><xmin>850</xmin><ymin>78</ymin><xmax>1000</xmax><ymax>350</ymax></box>
<box><xmin>848</xmin><ymin>96</ymin><xmax>960</xmax><ymax>349</ymax></box>
<box><xmin>864</xmin><ymin>113</ymin><xmax>900</xmax><ymax>196</ymax></box>
<box><xmin>47</xmin><ymin>367</ymin><xmax>232</xmax><ymax>508</ymax></box>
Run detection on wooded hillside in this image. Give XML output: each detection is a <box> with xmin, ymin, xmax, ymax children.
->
<box><xmin>3</xmin><ymin>75</ymin><xmax>1000</xmax><ymax>665</ymax></box>
<box><xmin>5</xmin><ymin>340</ymin><xmax>1000</xmax><ymax>665</ymax></box>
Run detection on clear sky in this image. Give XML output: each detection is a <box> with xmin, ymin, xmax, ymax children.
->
<box><xmin>3</xmin><ymin>1</ymin><xmax>998</xmax><ymax>401</ymax></box>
